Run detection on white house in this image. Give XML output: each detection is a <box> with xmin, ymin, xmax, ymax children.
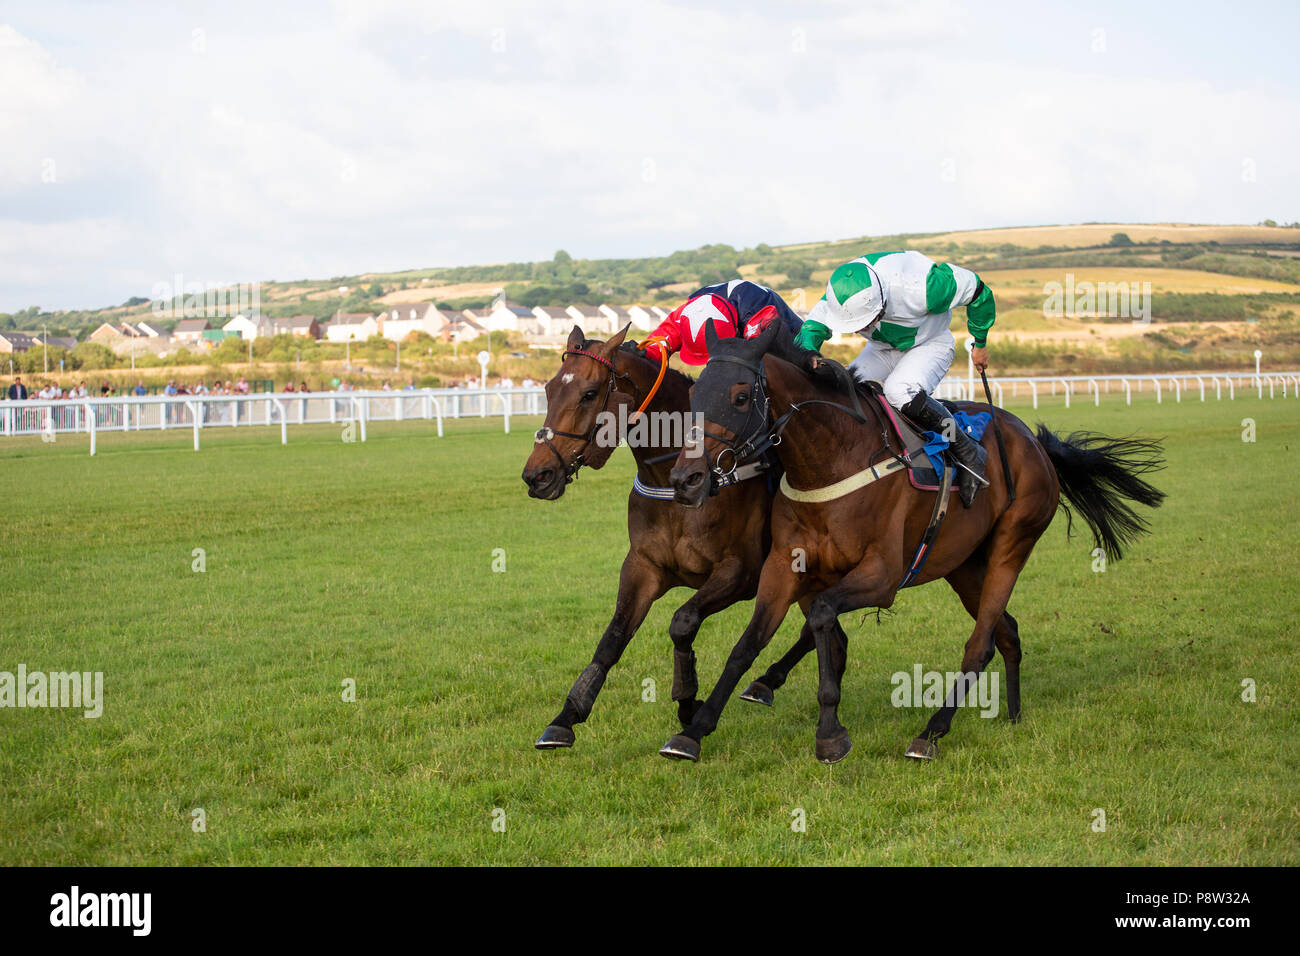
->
<box><xmin>380</xmin><ymin>303</ymin><xmax>443</xmax><ymax>342</ymax></box>
<box><xmin>272</xmin><ymin>315</ymin><xmax>322</xmax><ymax>339</ymax></box>
<box><xmin>531</xmin><ymin>306</ymin><xmax>574</xmax><ymax>336</ymax></box>
<box><xmin>223</xmin><ymin>313</ymin><xmax>276</xmax><ymax>340</ymax></box>
<box><xmin>566</xmin><ymin>305</ymin><xmax>611</xmax><ymax>335</ymax></box>
<box><xmin>444</xmin><ymin>313</ymin><xmax>487</xmax><ymax>343</ymax></box>
<box><xmin>172</xmin><ymin>318</ymin><xmax>211</xmax><ymax>343</ymax></box>
<box><xmin>627</xmin><ymin>305</ymin><xmax>666</xmax><ymax>330</ymax></box>
<box><xmin>599</xmin><ymin>304</ymin><xmax>636</xmax><ymax>331</ymax></box>
<box><xmin>482</xmin><ymin>300</ymin><xmax>539</xmax><ymax>334</ymax></box>
<box><xmin>325</xmin><ymin>313</ymin><xmax>379</xmax><ymax>342</ymax></box>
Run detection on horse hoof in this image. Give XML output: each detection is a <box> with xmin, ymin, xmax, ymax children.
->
<box><xmin>534</xmin><ymin>725</ymin><xmax>575</xmax><ymax>749</ymax></box>
<box><xmin>815</xmin><ymin>730</ymin><xmax>852</xmax><ymax>764</ymax></box>
<box><xmin>659</xmin><ymin>734</ymin><xmax>701</xmax><ymax>762</ymax></box>
<box><xmin>904</xmin><ymin>737</ymin><xmax>937</xmax><ymax>760</ymax></box>
<box><xmin>1007</xmin><ymin>710</ymin><xmax>1021</xmax><ymax>724</ymax></box>
<box><xmin>739</xmin><ymin>680</ymin><xmax>775</xmax><ymax>706</ymax></box>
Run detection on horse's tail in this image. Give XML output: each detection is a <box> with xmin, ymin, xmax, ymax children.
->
<box><xmin>1034</xmin><ymin>426</ymin><xmax>1166</xmax><ymax>562</ymax></box>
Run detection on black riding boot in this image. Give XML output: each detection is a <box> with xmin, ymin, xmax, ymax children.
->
<box><xmin>902</xmin><ymin>391</ymin><xmax>988</xmax><ymax>508</ymax></box>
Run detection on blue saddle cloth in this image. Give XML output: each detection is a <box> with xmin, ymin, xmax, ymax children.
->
<box><xmin>920</xmin><ymin>410</ymin><xmax>992</xmax><ymax>475</ymax></box>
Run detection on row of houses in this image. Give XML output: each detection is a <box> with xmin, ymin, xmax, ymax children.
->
<box><xmin>321</xmin><ymin>301</ymin><xmax>671</xmax><ymax>346</ymax></box>
<box><xmin>2</xmin><ymin>299</ymin><xmax>678</xmax><ymax>358</ymax></box>
<box><xmin>0</xmin><ymin>330</ymin><xmax>78</xmax><ymax>354</ymax></box>
<box><xmin>134</xmin><ymin>301</ymin><xmax>673</xmax><ymax>348</ymax></box>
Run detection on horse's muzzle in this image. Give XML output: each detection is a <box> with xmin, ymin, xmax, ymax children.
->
<box><xmin>522</xmin><ymin>465</ymin><xmax>565</xmax><ymax>500</ymax></box>
<box><xmin>670</xmin><ymin>460</ymin><xmax>709</xmax><ymax>509</ymax></box>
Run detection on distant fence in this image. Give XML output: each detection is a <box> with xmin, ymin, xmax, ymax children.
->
<box><xmin>3</xmin><ymin>374</ymin><xmax>1298</xmax><ymax>455</ymax></box>
<box><xmin>0</xmin><ymin>388</ymin><xmax>545</xmax><ymax>455</ymax></box>
<box><xmin>934</xmin><ymin>371</ymin><xmax>1300</xmax><ymax>409</ymax></box>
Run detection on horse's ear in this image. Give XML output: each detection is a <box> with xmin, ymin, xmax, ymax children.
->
<box><xmin>704</xmin><ymin>318</ymin><xmax>720</xmax><ymax>352</ymax></box>
<box><xmin>604</xmin><ymin>323</ymin><xmax>631</xmax><ymax>353</ymax></box>
<box><xmin>566</xmin><ymin>325</ymin><xmax>584</xmax><ymax>351</ymax></box>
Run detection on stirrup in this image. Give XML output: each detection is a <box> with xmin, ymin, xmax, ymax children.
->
<box><xmin>953</xmin><ymin>459</ymin><xmax>990</xmax><ymax>487</ymax></box>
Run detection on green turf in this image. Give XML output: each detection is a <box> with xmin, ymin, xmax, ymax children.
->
<box><xmin>1</xmin><ymin>393</ymin><xmax>1297</xmax><ymax>865</ymax></box>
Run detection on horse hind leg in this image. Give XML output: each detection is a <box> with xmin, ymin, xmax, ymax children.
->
<box><xmin>739</xmin><ymin>594</ymin><xmax>838</xmax><ymax>707</ymax></box>
<box><xmin>946</xmin><ymin>561</ymin><xmax>1024</xmax><ymax>723</ymax></box>
<box><xmin>739</xmin><ymin>592</ymin><xmax>816</xmax><ymax>706</ymax></box>
<box><xmin>998</xmin><ymin>611</ymin><xmax>1023</xmax><ymax>722</ymax></box>
<box><xmin>909</xmin><ymin>543</ymin><xmax>1032</xmax><ymax>760</ymax></box>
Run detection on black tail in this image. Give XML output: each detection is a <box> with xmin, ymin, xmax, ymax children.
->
<box><xmin>1035</xmin><ymin>426</ymin><xmax>1166</xmax><ymax>562</ymax></box>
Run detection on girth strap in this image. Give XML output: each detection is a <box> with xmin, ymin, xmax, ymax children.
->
<box><xmin>900</xmin><ymin>463</ymin><xmax>955</xmax><ymax>588</ymax></box>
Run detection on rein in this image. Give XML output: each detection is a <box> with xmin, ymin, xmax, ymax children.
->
<box><xmin>631</xmin><ymin>338</ymin><xmax>668</xmax><ymax>421</ymax></box>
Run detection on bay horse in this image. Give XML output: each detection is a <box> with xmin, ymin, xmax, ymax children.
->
<box><xmin>521</xmin><ymin>324</ymin><xmax>846</xmax><ymax>749</ymax></box>
<box><xmin>665</xmin><ymin>317</ymin><xmax>1165</xmax><ymax>762</ymax></box>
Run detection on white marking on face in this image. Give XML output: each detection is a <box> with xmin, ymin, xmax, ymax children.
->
<box><xmin>561</xmin><ymin>373</ymin><xmax>574</xmax><ymax>384</ymax></box>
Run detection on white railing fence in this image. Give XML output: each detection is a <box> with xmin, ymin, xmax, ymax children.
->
<box><xmin>3</xmin><ymin>374</ymin><xmax>1297</xmax><ymax>455</ymax></box>
<box><xmin>935</xmin><ymin>371</ymin><xmax>1300</xmax><ymax>409</ymax></box>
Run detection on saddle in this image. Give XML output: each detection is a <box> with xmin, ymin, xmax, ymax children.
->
<box><xmin>850</xmin><ymin>379</ymin><xmax>954</xmax><ymax>493</ymax></box>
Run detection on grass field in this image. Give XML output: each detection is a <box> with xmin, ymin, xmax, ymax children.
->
<box><xmin>1</xmin><ymin>395</ymin><xmax>1297</xmax><ymax>865</ymax></box>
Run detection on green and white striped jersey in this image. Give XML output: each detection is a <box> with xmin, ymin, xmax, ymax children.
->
<box><xmin>797</xmin><ymin>250</ymin><xmax>996</xmax><ymax>353</ymax></box>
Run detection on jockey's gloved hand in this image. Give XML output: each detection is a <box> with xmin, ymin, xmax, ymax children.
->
<box><xmin>642</xmin><ymin>340</ymin><xmax>665</xmax><ymax>362</ymax></box>
<box><xmin>809</xmin><ymin>355</ymin><xmax>844</xmax><ymax>384</ymax></box>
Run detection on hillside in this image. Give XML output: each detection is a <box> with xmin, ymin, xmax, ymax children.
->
<box><xmin>4</xmin><ymin>222</ymin><xmax>1300</xmax><ymax>385</ymax></box>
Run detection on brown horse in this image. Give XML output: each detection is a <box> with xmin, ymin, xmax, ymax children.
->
<box><xmin>522</xmin><ymin>325</ymin><xmax>845</xmax><ymax>748</ymax></box>
<box><xmin>665</xmin><ymin>318</ymin><xmax>1165</xmax><ymax>762</ymax></box>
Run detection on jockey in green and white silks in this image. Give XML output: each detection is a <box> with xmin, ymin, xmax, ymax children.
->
<box><xmin>793</xmin><ymin>250</ymin><xmax>997</xmax><ymax>507</ymax></box>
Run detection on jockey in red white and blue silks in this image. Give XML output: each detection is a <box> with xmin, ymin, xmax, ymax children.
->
<box><xmin>643</xmin><ymin>280</ymin><xmax>804</xmax><ymax>365</ymax></box>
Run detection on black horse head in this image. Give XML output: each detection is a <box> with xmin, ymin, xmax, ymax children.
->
<box><xmin>669</xmin><ymin>317</ymin><xmax>785</xmax><ymax>507</ymax></box>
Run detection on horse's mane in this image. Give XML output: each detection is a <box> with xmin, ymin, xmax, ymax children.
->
<box><xmin>611</xmin><ymin>339</ymin><xmax>696</xmax><ymax>386</ymax></box>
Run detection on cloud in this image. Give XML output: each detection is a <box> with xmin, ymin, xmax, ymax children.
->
<box><xmin>1</xmin><ymin>1</ymin><xmax>1297</xmax><ymax>312</ymax></box>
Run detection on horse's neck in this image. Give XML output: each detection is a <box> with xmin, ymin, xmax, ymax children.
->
<box><xmin>765</xmin><ymin>356</ymin><xmax>885</xmax><ymax>485</ymax></box>
<box><xmin>616</xmin><ymin>352</ymin><xmax>691</xmax><ymax>484</ymax></box>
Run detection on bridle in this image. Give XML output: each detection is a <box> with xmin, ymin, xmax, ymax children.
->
<box><xmin>693</xmin><ymin>352</ymin><xmax>902</xmax><ymax>494</ymax></box>
<box><xmin>692</xmin><ymin>354</ymin><xmax>778</xmax><ymax>492</ymax></box>
<box><xmin>533</xmin><ymin>347</ymin><xmax>634</xmax><ymax>484</ymax></box>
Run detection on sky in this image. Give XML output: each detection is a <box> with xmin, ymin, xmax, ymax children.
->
<box><xmin>2</xmin><ymin>0</ymin><xmax>1298</xmax><ymax>312</ymax></box>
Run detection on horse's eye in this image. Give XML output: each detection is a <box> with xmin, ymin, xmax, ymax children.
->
<box><xmin>580</xmin><ymin>389</ymin><xmax>598</xmax><ymax>403</ymax></box>
<box><xmin>735</xmin><ymin>392</ymin><xmax>749</xmax><ymax>405</ymax></box>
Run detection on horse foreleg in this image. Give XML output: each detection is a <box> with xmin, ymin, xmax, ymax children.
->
<box><xmin>806</xmin><ymin>558</ymin><xmax>897</xmax><ymax>764</ymax></box>
<box><xmin>668</xmin><ymin>558</ymin><xmax>751</xmax><ymax>729</ymax></box>
<box><xmin>535</xmin><ymin>552</ymin><xmax>666</xmax><ymax>749</ymax></box>
<box><xmin>659</xmin><ymin>558</ymin><xmax>801</xmax><ymax>762</ymax></box>
<box><xmin>739</xmin><ymin>594</ymin><xmax>838</xmax><ymax>707</ymax></box>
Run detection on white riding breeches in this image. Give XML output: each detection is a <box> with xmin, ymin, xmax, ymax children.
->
<box><xmin>847</xmin><ymin>329</ymin><xmax>956</xmax><ymax>408</ymax></box>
